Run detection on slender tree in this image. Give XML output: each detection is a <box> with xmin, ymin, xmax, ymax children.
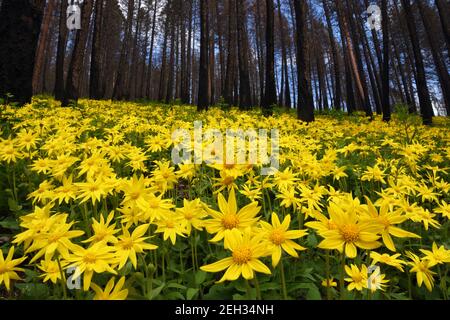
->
<box><xmin>381</xmin><ymin>0</ymin><xmax>391</xmax><ymax>121</ymax></box>
<box><xmin>198</xmin><ymin>0</ymin><xmax>210</xmax><ymax>111</ymax></box>
<box><xmin>54</xmin><ymin>0</ymin><xmax>68</xmax><ymax>101</ymax></box>
<box><xmin>236</xmin><ymin>0</ymin><xmax>252</xmax><ymax>109</ymax></box>
<box><xmin>262</xmin><ymin>0</ymin><xmax>277</xmax><ymax>115</ymax></box>
<box><xmin>90</xmin><ymin>0</ymin><xmax>104</xmax><ymax>99</ymax></box>
<box><xmin>400</xmin><ymin>0</ymin><xmax>434</xmax><ymax>125</ymax></box>
<box><xmin>32</xmin><ymin>0</ymin><xmax>56</xmax><ymax>95</ymax></box>
<box><xmin>418</xmin><ymin>0</ymin><xmax>450</xmax><ymax>116</ymax></box>
<box><xmin>62</xmin><ymin>0</ymin><xmax>94</xmax><ymax>106</ymax></box>
<box><xmin>294</xmin><ymin>0</ymin><xmax>314</xmax><ymax>122</ymax></box>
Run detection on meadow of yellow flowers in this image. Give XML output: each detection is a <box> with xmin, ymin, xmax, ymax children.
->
<box><xmin>0</xmin><ymin>97</ymin><xmax>449</xmax><ymax>300</ymax></box>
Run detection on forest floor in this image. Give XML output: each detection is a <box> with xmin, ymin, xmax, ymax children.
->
<box><xmin>0</xmin><ymin>97</ymin><xmax>449</xmax><ymax>300</ymax></box>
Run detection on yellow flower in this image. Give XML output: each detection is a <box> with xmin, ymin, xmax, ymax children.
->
<box><xmin>38</xmin><ymin>258</ymin><xmax>68</xmax><ymax>284</ymax></box>
<box><xmin>200</xmin><ymin>229</ymin><xmax>271</xmax><ymax>282</ymax></box>
<box><xmin>406</xmin><ymin>251</ymin><xmax>436</xmax><ymax>292</ymax></box>
<box><xmin>17</xmin><ymin>129</ymin><xmax>40</xmax><ymax>151</ymax></box>
<box><xmin>91</xmin><ymin>276</ymin><xmax>129</xmax><ymax>300</ymax></box>
<box><xmin>316</xmin><ymin>201</ymin><xmax>382</xmax><ymax>258</ymax></box>
<box><xmin>176</xmin><ymin>199</ymin><xmax>207</xmax><ymax>235</ymax></box>
<box><xmin>204</xmin><ymin>188</ymin><xmax>260</xmax><ymax>248</ymax></box>
<box><xmin>435</xmin><ymin>201</ymin><xmax>450</xmax><ymax>219</ymax></box>
<box><xmin>0</xmin><ymin>246</ymin><xmax>27</xmax><ymax>291</ymax></box>
<box><xmin>272</xmin><ymin>168</ymin><xmax>298</xmax><ymax>190</ymax></box>
<box><xmin>26</xmin><ymin>217</ymin><xmax>84</xmax><ymax>263</ymax></box>
<box><xmin>361</xmin><ymin>198</ymin><xmax>420</xmax><ymax>252</ymax></box>
<box><xmin>276</xmin><ymin>187</ymin><xmax>301</xmax><ymax>210</ymax></box>
<box><xmin>344</xmin><ymin>264</ymin><xmax>368</xmax><ymax>291</ymax></box>
<box><xmin>370</xmin><ymin>252</ymin><xmax>407</xmax><ymax>272</ymax></box>
<box><xmin>53</xmin><ymin>175</ymin><xmax>78</xmax><ymax>204</ymax></box>
<box><xmin>120</xmin><ymin>175</ymin><xmax>153</xmax><ymax>212</ymax></box>
<box><xmin>361</xmin><ymin>164</ymin><xmax>386</xmax><ymax>184</ymax></box>
<box><xmin>154</xmin><ymin>212</ymin><xmax>186</xmax><ymax>245</ymax></box>
<box><xmin>83</xmin><ymin>211</ymin><xmax>119</xmax><ymax>244</ymax></box>
<box><xmin>115</xmin><ymin>224</ymin><xmax>158</xmax><ymax>269</ymax></box>
<box><xmin>321</xmin><ymin>278</ymin><xmax>338</xmax><ymax>288</ymax></box>
<box><xmin>67</xmin><ymin>241</ymin><xmax>118</xmax><ymax>291</ymax></box>
<box><xmin>258</xmin><ymin>213</ymin><xmax>307</xmax><ymax>267</ymax></box>
<box><xmin>419</xmin><ymin>243</ymin><xmax>450</xmax><ymax>267</ymax></box>
<box><xmin>30</xmin><ymin>158</ymin><xmax>53</xmax><ymax>174</ymax></box>
<box><xmin>367</xmin><ymin>267</ymin><xmax>389</xmax><ymax>292</ymax></box>
<box><xmin>239</xmin><ymin>184</ymin><xmax>262</xmax><ymax>202</ymax></box>
<box><xmin>75</xmin><ymin>178</ymin><xmax>110</xmax><ymax>205</ymax></box>
<box><xmin>415</xmin><ymin>184</ymin><xmax>439</xmax><ymax>203</ymax></box>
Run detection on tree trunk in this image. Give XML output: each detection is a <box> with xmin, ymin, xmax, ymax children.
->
<box><xmin>89</xmin><ymin>0</ymin><xmax>104</xmax><ymax>99</ymax></box>
<box><xmin>400</xmin><ymin>0</ymin><xmax>434</xmax><ymax>125</ymax></box>
<box><xmin>0</xmin><ymin>0</ymin><xmax>45</xmax><ymax>104</ymax></box>
<box><xmin>435</xmin><ymin>0</ymin><xmax>450</xmax><ymax>56</ymax></box>
<box><xmin>262</xmin><ymin>0</ymin><xmax>277</xmax><ymax>115</ymax></box>
<box><xmin>294</xmin><ymin>0</ymin><xmax>314</xmax><ymax>122</ymax></box>
<box><xmin>54</xmin><ymin>0</ymin><xmax>68</xmax><ymax>101</ymax></box>
<box><xmin>198</xmin><ymin>0</ymin><xmax>210</xmax><ymax>111</ymax></box>
<box><xmin>418</xmin><ymin>0</ymin><xmax>450</xmax><ymax>116</ymax></box>
<box><xmin>224</xmin><ymin>0</ymin><xmax>236</xmax><ymax>106</ymax></box>
<box><xmin>62</xmin><ymin>0</ymin><xmax>94</xmax><ymax>106</ymax></box>
<box><xmin>146</xmin><ymin>0</ymin><xmax>158</xmax><ymax>99</ymax></box>
<box><xmin>381</xmin><ymin>0</ymin><xmax>391</xmax><ymax>121</ymax></box>
<box><xmin>32</xmin><ymin>0</ymin><xmax>56</xmax><ymax>95</ymax></box>
<box><xmin>236</xmin><ymin>0</ymin><xmax>252</xmax><ymax>109</ymax></box>
<box><xmin>112</xmin><ymin>0</ymin><xmax>134</xmax><ymax>100</ymax></box>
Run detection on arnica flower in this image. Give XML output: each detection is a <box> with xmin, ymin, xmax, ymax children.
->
<box><xmin>154</xmin><ymin>212</ymin><xmax>186</xmax><ymax>245</ymax></box>
<box><xmin>315</xmin><ymin>201</ymin><xmax>382</xmax><ymax>258</ymax></box>
<box><xmin>419</xmin><ymin>243</ymin><xmax>450</xmax><ymax>267</ymax></box>
<box><xmin>83</xmin><ymin>211</ymin><xmax>120</xmax><ymax>244</ymax></box>
<box><xmin>204</xmin><ymin>188</ymin><xmax>260</xmax><ymax>249</ymax></box>
<box><xmin>201</xmin><ymin>229</ymin><xmax>271</xmax><ymax>283</ymax></box>
<box><xmin>321</xmin><ymin>278</ymin><xmax>338</xmax><ymax>288</ymax></box>
<box><xmin>115</xmin><ymin>224</ymin><xmax>158</xmax><ymax>270</ymax></box>
<box><xmin>38</xmin><ymin>258</ymin><xmax>68</xmax><ymax>284</ymax></box>
<box><xmin>406</xmin><ymin>251</ymin><xmax>436</xmax><ymax>292</ymax></box>
<box><xmin>67</xmin><ymin>241</ymin><xmax>118</xmax><ymax>291</ymax></box>
<box><xmin>370</xmin><ymin>252</ymin><xmax>407</xmax><ymax>272</ymax></box>
<box><xmin>344</xmin><ymin>264</ymin><xmax>368</xmax><ymax>292</ymax></box>
<box><xmin>176</xmin><ymin>198</ymin><xmax>207</xmax><ymax>235</ymax></box>
<box><xmin>361</xmin><ymin>198</ymin><xmax>420</xmax><ymax>252</ymax></box>
<box><xmin>91</xmin><ymin>276</ymin><xmax>129</xmax><ymax>300</ymax></box>
<box><xmin>0</xmin><ymin>246</ymin><xmax>27</xmax><ymax>291</ymax></box>
<box><xmin>257</xmin><ymin>213</ymin><xmax>307</xmax><ymax>267</ymax></box>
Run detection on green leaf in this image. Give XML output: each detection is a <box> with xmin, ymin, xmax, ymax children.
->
<box><xmin>0</xmin><ymin>217</ymin><xmax>19</xmax><ymax>230</ymax></box>
<box><xmin>148</xmin><ymin>283</ymin><xmax>165</xmax><ymax>300</ymax></box>
<box><xmin>7</xmin><ymin>198</ymin><xmax>22</xmax><ymax>212</ymax></box>
<box><xmin>195</xmin><ymin>270</ymin><xmax>207</xmax><ymax>285</ymax></box>
<box><xmin>186</xmin><ymin>288</ymin><xmax>199</xmax><ymax>300</ymax></box>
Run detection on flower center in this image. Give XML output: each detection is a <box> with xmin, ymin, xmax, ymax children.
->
<box><xmin>340</xmin><ymin>224</ymin><xmax>360</xmax><ymax>242</ymax></box>
<box><xmin>232</xmin><ymin>246</ymin><xmax>252</xmax><ymax>264</ymax></box>
<box><xmin>221</xmin><ymin>214</ymin><xmax>239</xmax><ymax>229</ymax></box>
<box><xmin>83</xmin><ymin>253</ymin><xmax>97</xmax><ymax>264</ymax></box>
<box><xmin>120</xmin><ymin>239</ymin><xmax>134</xmax><ymax>250</ymax></box>
<box><xmin>166</xmin><ymin>220</ymin><xmax>175</xmax><ymax>228</ymax></box>
<box><xmin>223</xmin><ymin>177</ymin><xmax>234</xmax><ymax>186</ymax></box>
<box><xmin>0</xmin><ymin>265</ymin><xmax>8</xmax><ymax>274</ymax></box>
<box><xmin>269</xmin><ymin>229</ymin><xmax>286</xmax><ymax>245</ymax></box>
<box><xmin>130</xmin><ymin>191</ymin><xmax>140</xmax><ymax>200</ymax></box>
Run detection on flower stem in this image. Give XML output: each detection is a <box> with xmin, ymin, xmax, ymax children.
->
<box><xmin>325</xmin><ymin>251</ymin><xmax>331</xmax><ymax>300</ymax></box>
<box><xmin>253</xmin><ymin>275</ymin><xmax>262</xmax><ymax>300</ymax></box>
<box><xmin>340</xmin><ymin>252</ymin><xmax>346</xmax><ymax>300</ymax></box>
<box><xmin>56</xmin><ymin>256</ymin><xmax>67</xmax><ymax>300</ymax></box>
<box><xmin>280</xmin><ymin>260</ymin><xmax>288</xmax><ymax>300</ymax></box>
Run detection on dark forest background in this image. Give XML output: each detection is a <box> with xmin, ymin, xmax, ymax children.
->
<box><xmin>0</xmin><ymin>0</ymin><xmax>448</xmax><ymax>124</ymax></box>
